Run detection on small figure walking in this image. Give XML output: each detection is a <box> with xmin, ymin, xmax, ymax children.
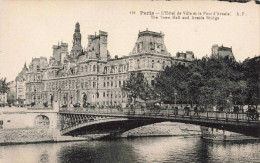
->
<box><xmin>184</xmin><ymin>105</ymin><xmax>190</xmax><ymax>116</ymax></box>
<box><xmin>174</xmin><ymin>106</ymin><xmax>178</xmax><ymax>115</ymax></box>
<box><xmin>194</xmin><ymin>105</ymin><xmax>199</xmax><ymax>116</ymax></box>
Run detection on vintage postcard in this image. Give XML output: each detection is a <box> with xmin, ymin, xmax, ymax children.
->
<box><xmin>0</xmin><ymin>0</ymin><xmax>259</xmax><ymax>163</ymax></box>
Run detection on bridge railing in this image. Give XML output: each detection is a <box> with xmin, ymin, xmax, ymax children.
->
<box><xmin>59</xmin><ymin>107</ymin><xmax>259</xmax><ymax>122</ymax></box>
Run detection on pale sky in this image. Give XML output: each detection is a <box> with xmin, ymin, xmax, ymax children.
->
<box><xmin>0</xmin><ymin>1</ymin><xmax>259</xmax><ymax>82</ymax></box>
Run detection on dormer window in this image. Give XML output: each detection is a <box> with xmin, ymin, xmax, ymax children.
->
<box><xmin>137</xmin><ymin>43</ymin><xmax>142</xmax><ymax>53</ymax></box>
<box><xmin>150</xmin><ymin>42</ymin><xmax>154</xmax><ymax>50</ymax></box>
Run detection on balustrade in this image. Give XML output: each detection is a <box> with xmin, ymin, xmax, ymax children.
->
<box><xmin>58</xmin><ymin>106</ymin><xmax>259</xmax><ymax>123</ymax></box>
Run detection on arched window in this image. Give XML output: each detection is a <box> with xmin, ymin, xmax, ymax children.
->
<box><xmin>151</xmin><ymin>76</ymin><xmax>155</xmax><ymax>86</ymax></box>
<box><xmin>152</xmin><ymin>60</ymin><xmax>154</xmax><ymax>68</ymax></box>
<box><xmin>34</xmin><ymin>115</ymin><xmax>50</xmax><ymax>128</ymax></box>
<box><xmin>97</xmin><ymin>92</ymin><xmax>99</xmax><ymax>98</ymax></box>
<box><xmin>93</xmin><ymin>65</ymin><xmax>96</xmax><ymax>72</ymax></box>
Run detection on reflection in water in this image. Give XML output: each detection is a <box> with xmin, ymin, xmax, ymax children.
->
<box><xmin>0</xmin><ymin>137</ymin><xmax>260</xmax><ymax>163</ymax></box>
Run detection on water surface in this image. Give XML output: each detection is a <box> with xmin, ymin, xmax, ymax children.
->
<box><xmin>1</xmin><ymin>137</ymin><xmax>259</xmax><ymax>163</ymax></box>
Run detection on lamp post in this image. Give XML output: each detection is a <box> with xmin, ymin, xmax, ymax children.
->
<box><xmin>58</xmin><ymin>88</ymin><xmax>61</xmax><ymax>110</ymax></box>
<box><xmin>34</xmin><ymin>89</ymin><xmax>36</xmax><ymax>104</ymax></box>
<box><xmin>174</xmin><ymin>90</ymin><xmax>177</xmax><ymax>107</ymax></box>
<box><xmin>229</xmin><ymin>93</ymin><xmax>233</xmax><ymax>112</ymax></box>
<box><xmin>107</xmin><ymin>90</ymin><xmax>110</xmax><ymax>113</ymax></box>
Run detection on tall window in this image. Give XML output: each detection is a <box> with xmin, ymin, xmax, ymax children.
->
<box><xmin>137</xmin><ymin>59</ymin><xmax>140</xmax><ymax>69</ymax></box>
<box><xmin>151</xmin><ymin>76</ymin><xmax>155</xmax><ymax>86</ymax></box>
<box><xmin>162</xmin><ymin>61</ymin><xmax>165</xmax><ymax>69</ymax></box>
<box><xmin>152</xmin><ymin>60</ymin><xmax>154</xmax><ymax>68</ymax></box>
<box><xmin>93</xmin><ymin>65</ymin><xmax>96</xmax><ymax>72</ymax></box>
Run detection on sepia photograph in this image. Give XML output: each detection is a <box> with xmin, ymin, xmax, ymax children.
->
<box><xmin>0</xmin><ymin>0</ymin><xmax>259</xmax><ymax>162</ymax></box>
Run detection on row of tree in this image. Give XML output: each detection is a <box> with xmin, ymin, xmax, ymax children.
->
<box><xmin>122</xmin><ymin>56</ymin><xmax>260</xmax><ymax>109</ymax></box>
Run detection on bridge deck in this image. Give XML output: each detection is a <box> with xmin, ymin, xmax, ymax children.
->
<box><xmin>59</xmin><ymin>108</ymin><xmax>260</xmax><ymax>127</ymax></box>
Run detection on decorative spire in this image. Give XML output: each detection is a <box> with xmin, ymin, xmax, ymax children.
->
<box><xmin>23</xmin><ymin>62</ymin><xmax>28</xmax><ymax>71</ymax></box>
<box><xmin>75</xmin><ymin>22</ymin><xmax>80</xmax><ymax>32</ymax></box>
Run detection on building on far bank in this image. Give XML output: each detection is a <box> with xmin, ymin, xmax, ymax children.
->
<box><xmin>15</xmin><ymin>63</ymin><xmax>28</xmax><ymax>105</ymax></box>
<box><xmin>25</xmin><ymin>23</ymin><xmax>195</xmax><ymax>107</ymax></box>
<box><xmin>211</xmin><ymin>44</ymin><xmax>235</xmax><ymax>59</ymax></box>
<box><xmin>7</xmin><ymin>63</ymin><xmax>28</xmax><ymax>106</ymax></box>
<box><xmin>0</xmin><ymin>93</ymin><xmax>7</xmax><ymax>106</ymax></box>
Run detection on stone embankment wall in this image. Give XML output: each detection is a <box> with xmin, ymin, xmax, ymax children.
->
<box><xmin>0</xmin><ymin>128</ymin><xmax>54</xmax><ymax>144</ymax></box>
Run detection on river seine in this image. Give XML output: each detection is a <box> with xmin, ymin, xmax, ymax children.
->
<box><xmin>1</xmin><ymin>136</ymin><xmax>260</xmax><ymax>163</ymax></box>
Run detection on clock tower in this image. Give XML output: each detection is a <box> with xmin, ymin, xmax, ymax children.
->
<box><xmin>70</xmin><ymin>22</ymin><xmax>83</xmax><ymax>58</ymax></box>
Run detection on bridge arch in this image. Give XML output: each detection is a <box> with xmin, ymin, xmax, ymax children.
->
<box><xmin>34</xmin><ymin>115</ymin><xmax>50</xmax><ymax>129</ymax></box>
<box><xmin>58</xmin><ymin>112</ymin><xmax>260</xmax><ymax>137</ymax></box>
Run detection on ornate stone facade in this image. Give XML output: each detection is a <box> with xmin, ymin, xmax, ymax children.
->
<box><xmin>25</xmin><ymin>23</ymin><xmax>194</xmax><ymax>107</ymax></box>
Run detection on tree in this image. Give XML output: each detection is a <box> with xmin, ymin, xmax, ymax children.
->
<box><xmin>242</xmin><ymin>57</ymin><xmax>260</xmax><ymax>106</ymax></box>
<box><xmin>122</xmin><ymin>72</ymin><xmax>155</xmax><ymax>104</ymax></box>
<box><xmin>153</xmin><ymin>56</ymin><xmax>256</xmax><ymax>110</ymax></box>
<box><xmin>0</xmin><ymin>77</ymin><xmax>9</xmax><ymax>94</ymax></box>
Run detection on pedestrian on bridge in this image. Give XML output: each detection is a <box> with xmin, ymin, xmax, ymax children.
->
<box><xmin>184</xmin><ymin>105</ymin><xmax>190</xmax><ymax>116</ymax></box>
<box><xmin>174</xmin><ymin>106</ymin><xmax>178</xmax><ymax>115</ymax></box>
<box><xmin>193</xmin><ymin>105</ymin><xmax>199</xmax><ymax>116</ymax></box>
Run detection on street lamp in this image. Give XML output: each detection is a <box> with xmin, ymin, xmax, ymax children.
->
<box><xmin>58</xmin><ymin>88</ymin><xmax>61</xmax><ymax>109</ymax></box>
<box><xmin>34</xmin><ymin>89</ymin><xmax>36</xmax><ymax>104</ymax></box>
<box><xmin>107</xmin><ymin>90</ymin><xmax>110</xmax><ymax>107</ymax></box>
<box><xmin>174</xmin><ymin>89</ymin><xmax>177</xmax><ymax>107</ymax></box>
<box><xmin>229</xmin><ymin>93</ymin><xmax>233</xmax><ymax>112</ymax></box>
